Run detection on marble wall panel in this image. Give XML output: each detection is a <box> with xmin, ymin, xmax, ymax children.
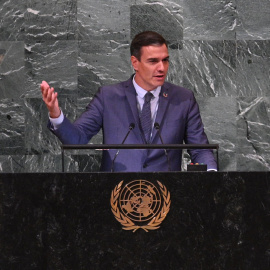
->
<box><xmin>237</xmin><ymin>97</ymin><xmax>270</xmax><ymax>171</ymax></box>
<box><xmin>24</xmin><ymin>40</ymin><xmax>78</xmax><ymax>97</ymax></box>
<box><xmin>78</xmin><ymin>40</ymin><xmax>131</xmax><ymax>89</ymax></box>
<box><xmin>0</xmin><ymin>155</ymin><xmax>26</xmax><ymax>172</ymax></box>
<box><xmin>24</xmin><ymin>154</ymin><xmax>63</xmax><ymax>172</ymax></box>
<box><xmin>0</xmin><ymin>0</ymin><xmax>26</xmax><ymax>41</ymax></box>
<box><xmin>76</xmin><ymin>39</ymin><xmax>132</xmax><ymax>132</ymax></box>
<box><xmin>0</xmin><ymin>41</ymin><xmax>25</xmax><ymax>98</ymax></box>
<box><xmin>166</xmin><ymin>42</ymin><xmax>184</xmax><ymax>87</ymax></box>
<box><xmin>78</xmin><ymin>0</ymin><xmax>130</xmax><ymax>40</ymax></box>
<box><xmin>183</xmin><ymin>40</ymin><xmax>237</xmax><ymax>97</ymax></box>
<box><xmin>130</xmin><ymin>3</ymin><xmax>183</xmax><ymax>41</ymax></box>
<box><xmin>236</xmin><ymin>0</ymin><xmax>270</xmax><ymax>40</ymax></box>
<box><xmin>236</xmin><ymin>40</ymin><xmax>270</xmax><ymax>97</ymax></box>
<box><xmin>25</xmin><ymin>0</ymin><xmax>77</xmax><ymax>41</ymax></box>
<box><xmin>24</xmin><ymin>97</ymin><xmax>76</xmax><ymax>156</ymax></box>
<box><xmin>183</xmin><ymin>0</ymin><xmax>237</xmax><ymax>40</ymax></box>
<box><xmin>197</xmin><ymin>97</ymin><xmax>237</xmax><ymax>171</ymax></box>
<box><xmin>0</xmin><ymin>99</ymin><xmax>25</xmax><ymax>155</ymax></box>
<box><xmin>64</xmin><ymin>153</ymin><xmax>102</xmax><ymax>172</ymax></box>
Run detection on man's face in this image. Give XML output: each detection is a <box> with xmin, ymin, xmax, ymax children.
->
<box><xmin>131</xmin><ymin>44</ymin><xmax>169</xmax><ymax>91</ymax></box>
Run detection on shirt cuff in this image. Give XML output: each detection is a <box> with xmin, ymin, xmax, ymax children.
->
<box><xmin>49</xmin><ymin>109</ymin><xmax>64</xmax><ymax>129</ymax></box>
<box><xmin>207</xmin><ymin>169</ymin><xmax>217</xmax><ymax>171</ymax></box>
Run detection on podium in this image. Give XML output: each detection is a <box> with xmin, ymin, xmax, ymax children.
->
<box><xmin>1</xmin><ymin>172</ymin><xmax>269</xmax><ymax>269</ymax></box>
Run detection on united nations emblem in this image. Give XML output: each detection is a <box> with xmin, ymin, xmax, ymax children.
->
<box><xmin>110</xmin><ymin>180</ymin><xmax>171</xmax><ymax>232</ymax></box>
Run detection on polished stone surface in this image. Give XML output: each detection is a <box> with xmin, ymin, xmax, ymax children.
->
<box><xmin>183</xmin><ymin>0</ymin><xmax>237</xmax><ymax>40</ymax></box>
<box><xmin>0</xmin><ymin>172</ymin><xmax>270</xmax><ymax>269</ymax></box>
<box><xmin>0</xmin><ymin>0</ymin><xmax>270</xmax><ymax>172</ymax></box>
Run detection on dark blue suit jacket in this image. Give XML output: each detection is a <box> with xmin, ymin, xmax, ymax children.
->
<box><xmin>49</xmin><ymin>76</ymin><xmax>217</xmax><ymax>172</ymax></box>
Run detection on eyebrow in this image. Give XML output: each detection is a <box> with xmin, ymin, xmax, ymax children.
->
<box><xmin>147</xmin><ymin>56</ymin><xmax>170</xmax><ymax>61</ymax></box>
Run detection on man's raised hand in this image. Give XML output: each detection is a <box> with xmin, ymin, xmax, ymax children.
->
<box><xmin>40</xmin><ymin>81</ymin><xmax>61</xmax><ymax>118</ymax></box>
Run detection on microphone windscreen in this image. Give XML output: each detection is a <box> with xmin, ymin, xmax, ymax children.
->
<box><xmin>154</xmin><ymin>122</ymin><xmax>160</xmax><ymax>129</ymax></box>
<box><xmin>129</xmin><ymin>123</ymin><xmax>135</xmax><ymax>130</ymax></box>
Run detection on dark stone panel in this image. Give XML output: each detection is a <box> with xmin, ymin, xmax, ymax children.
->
<box><xmin>241</xmin><ymin>174</ymin><xmax>270</xmax><ymax>268</ymax></box>
<box><xmin>77</xmin><ymin>0</ymin><xmax>130</xmax><ymax>40</ymax></box>
<box><xmin>77</xmin><ymin>39</ymin><xmax>131</xmax><ymax>105</ymax></box>
<box><xmin>24</xmin><ymin>97</ymin><xmax>76</xmax><ymax>156</ymax></box>
<box><xmin>77</xmin><ymin>40</ymin><xmax>183</xmax><ymax>102</ymax></box>
<box><xmin>236</xmin><ymin>40</ymin><xmax>270</xmax><ymax>97</ymax></box>
<box><xmin>166</xmin><ymin>42</ymin><xmax>184</xmax><ymax>87</ymax></box>
<box><xmin>130</xmin><ymin>4</ymin><xmax>183</xmax><ymax>42</ymax></box>
<box><xmin>0</xmin><ymin>172</ymin><xmax>270</xmax><ymax>269</ymax></box>
<box><xmin>236</xmin><ymin>0</ymin><xmax>270</xmax><ymax>40</ymax></box>
<box><xmin>0</xmin><ymin>174</ymin><xmax>48</xmax><ymax>269</ymax></box>
<box><xmin>0</xmin><ymin>156</ymin><xmax>26</xmax><ymax>173</ymax></box>
<box><xmin>197</xmin><ymin>97</ymin><xmax>237</xmax><ymax>171</ymax></box>
<box><xmin>0</xmin><ymin>1</ymin><xmax>26</xmax><ymax>41</ymax></box>
<box><xmin>0</xmin><ymin>99</ymin><xmax>26</xmax><ymax>155</ymax></box>
<box><xmin>237</xmin><ymin>97</ymin><xmax>270</xmax><ymax>171</ymax></box>
<box><xmin>183</xmin><ymin>0</ymin><xmax>236</xmax><ymax>40</ymax></box>
<box><xmin>24</xmin><ymin>0</ymin><xmax>77</xmax><ymax>41</ymax></box>
<box><xmin>24</xmin><ymin>154</ymin><xmax>63</xmax><ymax>173</ymax></box>
<box><xmin>76</xmin><ymin>39</ymin><xmax>132</xmax><ymax>147</ymax></box>
<box><xmin>183</xmin><ymin>40</ymin><xmax>237</xmax><ymax>97</ymax></box>
<box><xmin>0</xmin><ymin>42</ymin><xmax>25</xmax><ymax>99</ymax></box>
<box><xmin>24</xmin><ymin>40</ymin><xmax>78</xmax><ymax>97</ymax></box>
<box><xmin>65</xmin><ymin>153</ymin><xmax>102</xmax><ymax>172</ymax></box>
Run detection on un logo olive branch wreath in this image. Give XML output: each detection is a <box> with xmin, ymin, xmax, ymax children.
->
<box><xmin>110</xmin><ymin>180</ymin><xmax>171</xmax><ymax>232</ymax></box>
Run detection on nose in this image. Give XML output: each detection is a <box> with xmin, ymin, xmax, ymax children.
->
<box><xmin>157</xmin><ymin>61</ymin><xmax>165</xmax><ymax>72</ymax></box>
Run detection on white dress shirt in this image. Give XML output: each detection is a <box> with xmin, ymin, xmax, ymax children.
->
<box><xmin>132</xmin><ymin>76</ymin><xmax>161</xmax><ymax>127</ymax></box>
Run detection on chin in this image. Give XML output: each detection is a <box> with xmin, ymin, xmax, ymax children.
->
<box><xmin>156</xmin><ymin>80</ymin><xmax>165</xmax><ymax>86</ymax></box>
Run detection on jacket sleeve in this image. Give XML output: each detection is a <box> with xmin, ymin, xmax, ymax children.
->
<box><xmin>48</xmin><ymin>88</ymin><xmax>104</xmax><ymax>145</ymax></box>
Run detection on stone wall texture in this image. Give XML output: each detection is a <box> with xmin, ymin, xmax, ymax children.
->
<box><xmin>0</xmin><ymin>0</ymin><xmax>269</xmax><ymax>172</ymax></box>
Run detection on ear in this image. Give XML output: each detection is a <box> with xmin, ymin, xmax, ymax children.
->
<box><xmin>131</xmin><ymin>56</ymin><xmax>139</xmax><ymax>71</ymax></box>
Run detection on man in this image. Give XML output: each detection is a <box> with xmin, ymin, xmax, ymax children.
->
<box><xmin>41</xmin><ymin>31</ymin><xmax>217</xmax><ymax>172</ymax></box>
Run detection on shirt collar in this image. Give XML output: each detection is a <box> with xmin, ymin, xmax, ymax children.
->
<box><xmin>132</xmin><ymin>75</ymin><xmax>161</xmax><ymax>99</ymax></box>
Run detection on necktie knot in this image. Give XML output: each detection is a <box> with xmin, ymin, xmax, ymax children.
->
<box><xmin>144</xmin><ymin>92</ymin><xmax>153</xmax><ymax>103</ymax></box>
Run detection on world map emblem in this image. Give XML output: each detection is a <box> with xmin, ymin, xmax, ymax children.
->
<box><xmin>110</xmin><ymin>180</ymin><xmax>171</xmax><ymax>232</ymax></box>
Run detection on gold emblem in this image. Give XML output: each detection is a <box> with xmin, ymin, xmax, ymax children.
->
<box><xmin>110</xmin><ymin>180</ymin><xmax>171</xmax><ymax>232</ymax></box>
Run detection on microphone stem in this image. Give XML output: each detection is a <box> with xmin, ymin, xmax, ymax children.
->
<box><xmin>121</xmin><ymin>129</ymin><xmax>132</xmax><ymax>145</ymax></box>
<box><xmin>111</xmin><ymin>125</ymin><xmax>134</xmax><ymax>172</ymax></box>
<box><xmin>155</xmin><ymin>124</ymin><xmax>171</xmax><ymax>172</ymax></box>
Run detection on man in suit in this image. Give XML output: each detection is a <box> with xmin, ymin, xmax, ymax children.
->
<box><xmin>41</xmin><ymin>31</ymin><xmax>217</xmax><ymax>172</ymax></box>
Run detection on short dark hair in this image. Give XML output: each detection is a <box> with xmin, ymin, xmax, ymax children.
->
<box><xmin>130</xmin><ymin>31</ymin><xmax>167</xmax><ymax>60</ymax></box>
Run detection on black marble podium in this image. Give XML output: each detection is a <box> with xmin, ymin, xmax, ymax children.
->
<box><xmin>1</xmin><ymin>172</ymin><xmax>270</xmax><ymax>269</ymax></box>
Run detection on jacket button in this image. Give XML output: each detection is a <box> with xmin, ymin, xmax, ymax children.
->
<box><xmin>143</xmin><ymin>163</ymin><xmax>148</xmax><ymax>168</ymax></box>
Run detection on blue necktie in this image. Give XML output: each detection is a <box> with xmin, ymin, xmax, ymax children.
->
<box><xmin>140</xmin><ymin>92</ymin><xmax>153</xmax><ymax>143</ymax></box>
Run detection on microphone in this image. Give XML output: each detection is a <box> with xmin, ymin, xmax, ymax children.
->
<box><xmin>154</xmin><ymin>122</ymin><xmax>171</xmax><ymax>171</ymax></box>
<box><xmin>111</xmin><ymin>123</ymin><xmax>135</xmax><ymax>172</ymax></box>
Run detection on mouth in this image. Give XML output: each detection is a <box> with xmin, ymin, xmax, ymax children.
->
<box><xmin>154</xmin><ymin>75</ymin><xmax>165</xmax><ymax>79</ymax></box>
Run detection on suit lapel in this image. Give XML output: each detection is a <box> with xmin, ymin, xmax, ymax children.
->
<box><xmin>124</xmin><ymin>77</ymin><xmax>171</xmax><ymax>144</ymax></box>
<box><xmin>124</xmin><ymin>77</ymin><xmax>145</xmax><ymax>143</ymax></box>
<box><xmin>151</xmin><ymin>84</ymin><xmax>170</xmax><ymax>143</ymax></box>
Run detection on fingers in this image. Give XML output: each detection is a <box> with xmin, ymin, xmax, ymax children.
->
<box><xmin>46</xmin><ymin>87</ymin><xmax>55</xmax><ymax>102</ymax></box>
<box><xmin>41</xmin><ymin>80</ymin><xmax>58</xmax><ymax>105</ymax></box>
<box><xmin>50</xmin><ymin>90</ymin><xmax>58</xmax><ymax>104</ymax></box>
<box><xmin>40</xmin><ymin>81</ymin><xmax>50</xmax><ymax>95</ymax></box>
<box><xmin>41</xmin><ymin>81</ymin><xmax>55</xmax><ymax>102</ymax></box>
<box><xmin>41</xmin><ymin>81</ymin><xmax>49</xmax><ymax>101</ymax></box>
<box><xmin>40</xmin><ymin>81</ymin><xmax>61</xmax><ymax>117</ymax></box>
